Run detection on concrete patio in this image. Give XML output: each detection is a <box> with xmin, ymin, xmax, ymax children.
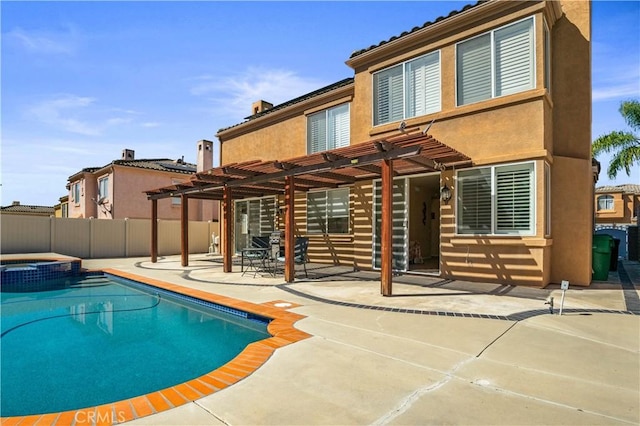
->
<box><xmin>69</xmin><ymin>254</ymin><xmax>638</xmax><ymax>425</ymax></box>
<box><xmin>4</xmin><ymin>253</ymin><xmax>638</xmax><ymax>424</ymax></box>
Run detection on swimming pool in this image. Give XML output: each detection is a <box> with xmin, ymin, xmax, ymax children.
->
<box><xmin>1</xmin><ymin>269</ymin><xmax>287</xmax><ymax>419</ymax></box>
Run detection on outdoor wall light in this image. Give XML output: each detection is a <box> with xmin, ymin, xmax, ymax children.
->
<box><xmin>440</xmin><ymin>184</ymin><xmax>452</xmax><ymax>204</ymax></box>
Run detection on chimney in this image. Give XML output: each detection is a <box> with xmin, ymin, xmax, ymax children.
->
<box><xmin>122</xmin><ymin>149</ymin><xmax>135</xmax><ymax>160</ymax></box>
<box><xmin>197</xmin><ymin>140</ymin><xmax>214</xmax><ymax>172</ymax></box>
<box><xmin>251</xmin><ymin>100</ymin><xmax>273</xmax><ymax>116</ymax></box>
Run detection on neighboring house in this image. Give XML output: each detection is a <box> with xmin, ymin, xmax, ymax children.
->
<box><xmin>54</xmin><ymin>195</ymin><xmax>69</xmax><ymax>218</ymax></box>
<box><xmin>68</xmin><ymin>141</ymin><xmax>218</xmax><ymax>221</ymax></box>
<box><xmin>149</xmin><ymin>0</ymin><xmax>593</xmax><ymax>287</ymax></box>
<box><xmin>1</xmin><ymin>201</ymin><xmax>55</xmax><ymax>217</ymax></box>
<box><xmin>595</xmin><ymin>184</ymin><xmax>640</xmax><ymax>259</ymax></box>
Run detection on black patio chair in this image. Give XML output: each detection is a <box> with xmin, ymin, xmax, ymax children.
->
<box><xmin>277</xmin><ymin>237</ymin><xmax>309</xmax><ymax>278</ymax></box>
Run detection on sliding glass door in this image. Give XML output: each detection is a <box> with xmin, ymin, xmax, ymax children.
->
<box><xmin>234</xmin><ymin>197</ymin><xmax>276</xmax><ymax>253</ymax></box>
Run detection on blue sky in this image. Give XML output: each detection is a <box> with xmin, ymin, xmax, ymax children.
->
<box><xmin>2</xmin><ymin>1</ymin><xmax>639</xmax><ymax>207</ymax></box>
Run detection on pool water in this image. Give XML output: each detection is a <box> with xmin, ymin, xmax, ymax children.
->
<box><xmin>0</xmin><ymin>273</ymin><xmax>270</xmax><ymax>417</ymax></box>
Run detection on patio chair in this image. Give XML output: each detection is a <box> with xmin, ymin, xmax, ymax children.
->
<box><xmin>277</xmin><ymin>237</ymin><xmax>309</xmax><ymax>278</ymax></box>
<box><xmin>241</xmin><ymin>236</ymin><xmax>271</xmax><ymax>277</ymax></box>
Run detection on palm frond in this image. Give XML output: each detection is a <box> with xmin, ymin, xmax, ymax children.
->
<box><xmin>606</xmin><ymin>145</ymin><xmax>640</xmax><ymax>179</ymax></box>
<box><xmin>620</xmin><ymin>100</ymin><xmax>640</xmax><ymax>131</ymax></box>
<box><xmin>592</xmin><ymin>131</ymin><xmax>638</xmax><ymax>156</ymax></box>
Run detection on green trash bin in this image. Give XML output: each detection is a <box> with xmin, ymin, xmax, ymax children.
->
<box><xmin>592</xmin><ymin>234</ymin><xmax>613</xmax><ymax>280</ymax></box>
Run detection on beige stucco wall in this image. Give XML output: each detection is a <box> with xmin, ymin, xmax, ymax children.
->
<box><xmin>68</xmin><ymin>173</ymin><xmax>98</xmax><ymax>219</ymax></box>
<box><xmin>217</xmin><ymin>0</ymin><xmax>592</xmax><ymax>287</ymax></box>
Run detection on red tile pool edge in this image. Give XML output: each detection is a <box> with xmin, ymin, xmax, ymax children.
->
<box><xmin>1</xmin><ymin>268</ymin><xmax>311</xmax><ymax>425</ymax></box>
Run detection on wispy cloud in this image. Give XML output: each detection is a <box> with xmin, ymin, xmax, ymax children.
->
<box><xmin>189</xmin><ymin>67</ymin><xmax>327</xmax><ymax>120</ymax></box>
<box><xmin>593</xmin><ymin>56</ymin><xmax>640</xmax><ymax>102</ymax></box>
<box><xmin>141</xmin><ymin>122</ymin><xmax>161</xmax><ymax>128</ymax></box>
<box><xmin>28</xmin><ymin>95</ymin><xmax>101</xmax><ymax>135</ymax></box>
<box><xmin>5</xmin><ymin>27</ymin><xmax>78</xmax><ymax>55</ymax></box>
<box><xmin>27</xmin><ymin>95</ymin><xmax>137</xmax><ymax>136</ymax></box>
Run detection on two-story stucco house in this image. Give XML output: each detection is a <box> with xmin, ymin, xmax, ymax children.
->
<box><xmin>68</xmin><ymin>140</ymin><xmax>218</xmax><ymax>221</ymax></box>
<box><xmin>147</xmin><ymin>0</ymin><xmax>593</xmax><ymax>287</ymax></box>
<box><xmin>595</xmin><ymin>184</ymin><xmax>640</xmax><ymax>260</ymax></box>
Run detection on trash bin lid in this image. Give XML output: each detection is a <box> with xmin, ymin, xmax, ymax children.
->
<box><xmin>593</xmin><ymin>234</ymin><xmax>613</xmax><ymax>252</ymax></box>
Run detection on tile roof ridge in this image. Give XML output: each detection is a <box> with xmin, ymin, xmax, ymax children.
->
<box><xmin>349</xmin><ymin>0</ymin><xmax>486</xmax><ymax>59</ymax></box>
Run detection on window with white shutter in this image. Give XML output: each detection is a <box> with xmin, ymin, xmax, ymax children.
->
<box><xmin>458</xmin><ymin>168</ymin><xmax>492</xmax><ymax>234</ymax></box>
<box><xmin>307</xmin><ymin>103</ymin><xmax>350</xmax><ymax>154</ymax></box>
<box><xmin>495</xmin><ymin>163</ymin><xmax>534</xmax><ymax>233</ymax></box>
<box><xmin>374</xmin><ymin>51</ymin><xmax>441</xmax><ymax>125</ymax></box>
<box><xmin>456</xmin><ymin>34</ymin><xmax>492</xmax><ymax>106</ymax></box>
<box><xmin>457</xmin><ymin>17</ymin><xmax>535</xmax><ymax>106</ymax></box>
<box><xmin>457</xmin><ymin>162</ymin><xmax>535</xmax><ymax>235</ymax></box>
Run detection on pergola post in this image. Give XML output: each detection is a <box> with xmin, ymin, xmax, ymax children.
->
<box><xmin>151</xmin><ymin>199</ymin><xmax>158</xmax><ymax>263</ymax></box>
<box><xmin>222</xmin><ymin>187</ymin><xmax>233</xmax><ymax>273</ymax></box>
<box><xmin>284</xmin><ymin>176</ymin><xmax>295</xmax><ymax>283</ymax></box>
<box><xmin>381</xmin><ymin>158</ymin><xmax>393</xmax><ymax>296</ymax></box>
<box><xmin>181</xmin><ymin>194</ymin><xmax>189</xmax><ymax>267</ymax></box>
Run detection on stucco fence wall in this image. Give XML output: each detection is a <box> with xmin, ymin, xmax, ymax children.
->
<box><xmin>0</xmin><ymin>215</ymin><xmax>220</xmax><ymax>258</ymax></box>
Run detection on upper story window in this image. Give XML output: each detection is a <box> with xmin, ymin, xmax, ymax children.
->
<box><xmin>307</xmin><ymin>188</ymin><xmax>349</xmax><ymax>234</ymax></box>
<box><xmin>597</xmin><ymin>195</ymin><xmax>614</xmax><ymax>211</ymax></box>
<box><xmin>307</xmin><ymin>103</ymin><xmax>350</xmax><ymax>154</ymax></box>
<box><xmin>456</xmin><ymin>17</ymin><xmax>535</xmax><ymax>106</ymax></box>
<box><xmin>457</xmin><ymin>162</ymin><xmax>535</xmax><ymax>235</ymax></box>
<box><xmin>373</xmin><ymin>51</ymin><xmax>441</xmax><ymax>125</ymax></box>
<box><xmin>72</xmin><ymin>182</ymin><xmax>80</xmax><ymax>204</ymax></box>
<box><xmin>98</xmin><ymin>177</ymin><xmax>109</xmax><ymax>200</ymax></box>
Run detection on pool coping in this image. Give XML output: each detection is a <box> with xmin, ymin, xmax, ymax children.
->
<box><xmin>1</xmin><ymin>268</ymin><xmax>311</xmax><ymax>426</ymax></box>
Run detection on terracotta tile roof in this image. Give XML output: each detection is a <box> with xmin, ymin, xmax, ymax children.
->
<box><xmin>1</xmin><ymin>203</ymin><xmax>55</xmax><ymax>214</ymax></box>
<box><xmin>349</xmin><ymin>1</ymin><xmax>486</xmax><ymax>59</ymax></box>
<box><xmin>596</xmin><ymin>184</ymin><xmax>640</xmax><ymax>194</ymax></box>
<box><xmin>217</xmin><ymin>78</ymin><xmax>354</xmax><ymax>134</ymax></box>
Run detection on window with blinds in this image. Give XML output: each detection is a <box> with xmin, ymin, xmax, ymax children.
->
<box><xmin>457</xmin><ymin>162</ymin><xmax>535</xmax><ymax>235</ymax></box>
<box><xmin>307</xmin><ymin>103</ymin><xmax>350</xmax><ymax>154</ymax></box>
<box><xmin>307</xmin><ymin>188</ymin><xmax>349</xmax><ymax>234</ymax></box>
<box><xmin>458</xmin><ymin>168</ymin><xmax>492</xmax><ymax>234</ymax></box>
<box><xmin>374</xmin><ymin>51</ymin><xmax>441</xmax><ymax>126</ymax></box>
<box><xmin>457</xmin><ymin>17</ymin><xmax>534</xmax><ymax>106</ymax></box>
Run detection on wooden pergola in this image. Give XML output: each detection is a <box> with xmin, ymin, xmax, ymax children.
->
<box><xmin>145</xmin><ymin>130</ymin><xmax>470</xmax><ymax>296</ymax></box>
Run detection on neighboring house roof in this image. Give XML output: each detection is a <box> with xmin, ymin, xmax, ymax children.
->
<box><xmin>109</xmin><ymin>159</ymin><xmax>196</xmax><ymax>174</ymax></box>
<box><xmin>1</xmin><ymin>203</ymin><xmax>55</xmax><ymax>215</ymax></box>
<box><xmin>217</xmin><ymin>78</ymin><xmax>354</xmax><ymax>133</ymax></box>
<box><xmin>596</xmin><ymin>184</ymin><xmax>640</xmax><ymax>194</ymax></box>
<box><xmin>68</xmin><ymin>159</ymin><xmax>196</xmax><ymax>182</ymax></box>
<box><xmin>349</xmin><ymin>1</ymin><xmax>485</xmax><ymax>58</ymax></box>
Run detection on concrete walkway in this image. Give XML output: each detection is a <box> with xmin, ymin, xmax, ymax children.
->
<box><xmin>62</xmin><ymin>255</ymin><xmax>639</xmax><ymax>425</ymax></box>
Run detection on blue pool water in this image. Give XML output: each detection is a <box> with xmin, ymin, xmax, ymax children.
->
<box><xmin>0</xmin><ymin>273</ymin><xmax>270</xmax><ymax>417</ymax></box>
